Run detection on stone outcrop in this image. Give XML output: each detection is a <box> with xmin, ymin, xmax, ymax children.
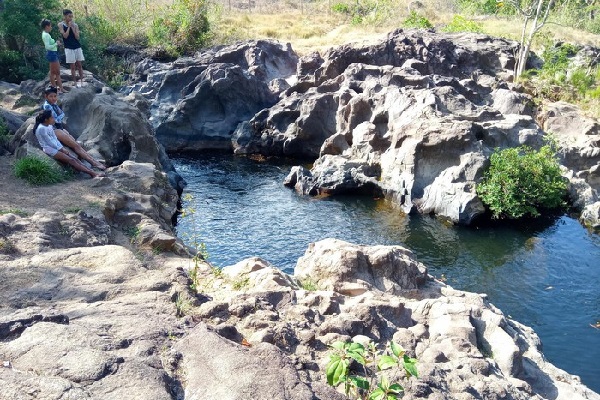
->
<box><xmin>230</xmin><ymin>30</ymin><xmax>549</xmax><ymax>224</ymax></box>
<box><xmin>539</xmin><ymin>101</ymin><xmax>600</xmax><ymax>230</ymax></box>
<box><xmin>127</xmin><ymin>40</ymin><xmax>299</xmax><ymax>151</ymax></box>
<box><xmin>189</xmin><ymin>238</ymin><xmax>599</xmax><ymax>400</ymax></box>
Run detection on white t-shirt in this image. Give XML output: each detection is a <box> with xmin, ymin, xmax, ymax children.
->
<box><xmin>35</xmin><ymin>124</ymin><xmax>63</xmax><ymax>156</ymax></box>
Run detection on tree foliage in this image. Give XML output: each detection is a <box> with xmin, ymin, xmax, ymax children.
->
<box><xmin>0</xmin><ymin>0</ymin><xmax>61</xmax><ymax>82</ymax></box>
<box><xmin>477</xmin><ymin>144</ymin><xmax>568</xmax><ymax>219</ymax></box>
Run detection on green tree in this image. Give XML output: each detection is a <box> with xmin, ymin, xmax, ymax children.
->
<box><xmin>0</xmin><ymin>0</ymin><xmax>61</xmax><ymax>82</ymax></box>
<box><xmin>477</xmin><ymin>144</ymin><xmax>568</xmax><ymax>219</ymax></box>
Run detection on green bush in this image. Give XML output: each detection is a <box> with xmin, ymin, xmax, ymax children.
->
<box><xmin>442</xmin><ymin>15</ymin><xmax>484</xmax><ymax>33</ymax></box>
<box><xmin>14</xmin><ymin>156</ymin><xmax>68</xmax><ymax>185</ymax></box>
<box><xmin>148</xmin><ymin>0</ymin><xmax>211</xmax><ymax>57</ymax></box>
<box><xmin>331</xmin><ymin>0</ymin><xmax>399</xmax><ymax>26</ymax></box>
<box><xmin>569</xmin><ymin>68</ymin><xmax>596</xmax><ymax>95</ymax></box>
<box><xmin>403</xmin><ymin>11</ymin><xmax>433</xmax><ymax>29</ymax></box>
<box><xmin>326</xmin><ymin>340</ymin><xmax>418</xmax><ymax>399</ymax></box>
<box><xmin>477</xmin><ymin>145</ymin><xmax>568</xmax><ymax>219</ymax></box>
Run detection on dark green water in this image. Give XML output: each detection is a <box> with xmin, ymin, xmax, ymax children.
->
<box><xmin>173</xmin><ymin>153</ymin><xmax>600</xmax><ymax>393</ymax></box>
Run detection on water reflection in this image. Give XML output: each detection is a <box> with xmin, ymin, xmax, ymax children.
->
<box><xmin>173</xmin><ymin>153</ymin><xmax>600</xmax><ymax>392</ymax></box>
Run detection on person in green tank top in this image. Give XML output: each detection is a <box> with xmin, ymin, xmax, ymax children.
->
<box><xmin>40</xmin><ymin>19</ymin><xmax>64</xmax><ymax>93</ymax></box>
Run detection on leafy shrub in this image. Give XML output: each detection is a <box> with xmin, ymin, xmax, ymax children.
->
<box><xmin>330</xmin><ymin>0</ymin><xmax>397</xmax><ymax>26</ymax></box>
<box><xmin>326</xmin><ymin>340</ymin><xmax>417</xmax><ymax>400</ymax></box>
<box><xmin>456</xmin><ymin>0</ymin><xmax>495</xmax><ymax>14</ymax></box>
<box><xmin>403</xmin><ymin>11</ymin><xmax>433</xmax><ymax>29</ymax></box>
<box><xmin>442</xmin><ymin>15</ymin><xmax>484</xmax><ymax>33</ymax></box>
<box><xmin>331</xmin><ymin>2</ymin><xmax>352</xmax><ymax>14</ymax></box>
<box><xmin>148</xmin><ymin>0</ymin><xmax>211</xmax><ymax>57</ymax></box>
<box><xmin>569</xmin><ymin>68</ymin><xmax>595</xmax><ymax>95</ymax></box>
<box><xmin>477</xmin><ymin>145</ymin><xmax>568</xmax><ymax>219</ymax></box>
<box><xmin>14</xmin><ymin>156</ymin><xmax>68</xmax><ymax>185</ymax></box>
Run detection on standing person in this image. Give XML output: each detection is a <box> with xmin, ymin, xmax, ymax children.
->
<box><xmin>34</xmin><ymin>110</ymin><xmax>104</xmax><ymax>178</ymax></box>
<box><xmin>42</xmin><ymin>86</ymin><xmax>106</xmax><ymax>170</ymax></box>
<box><xmin>40</xmin><ymin>19</ymin><xmax>64</xmax><ymax>93</ymax></box>
<box><xmin>59</xmin><ymin>9</ymin><xmax>85</xmax><ymax>88</ymax></box>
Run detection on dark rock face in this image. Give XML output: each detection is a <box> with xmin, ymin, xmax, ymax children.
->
<box><xmin>127</xmin><ymin>40</ymin><xmax>299</xmax><ymax>152</ymax></box>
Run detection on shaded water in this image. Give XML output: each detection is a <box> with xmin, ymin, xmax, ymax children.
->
<box><xmin>173</xmin><ymin>153</ymin><xmax>600</xmax><ymax>393</ymax></box>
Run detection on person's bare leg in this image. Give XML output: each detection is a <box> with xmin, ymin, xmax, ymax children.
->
<box><xmin>55</xmin><ymin>129</ymin><xmax>106</xmax><ymax>170</ymax></box>
<box><xmin>51</xmin><ymin>62</ymin><xmax>64</xmax><ymax>92</ymax></box>
<box><xmin>70</xmin><ymin>63</ymin><xmax>77</xmax><ymax>86</ymax></box>
<box><xmin>76</xmin><ymin>61</ymin><xmax>84</xmax><ymax>85</ymax></box>
<box><xmin>53</xmin><ymin>151</ymin><xmax>102</xmax><ymax>178</ymax></box>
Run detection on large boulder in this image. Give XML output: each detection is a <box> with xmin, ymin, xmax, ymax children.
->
<box><xmin>295</xmin><ymin>238</ymin><xmax>428</xmax><ymax>296</ymax></box>
<box><xmin>539</xmin><ymin>101</ymin><xmax>600</xmax><ymax>229</ymax></box>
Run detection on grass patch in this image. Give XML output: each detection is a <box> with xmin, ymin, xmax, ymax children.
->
<box><xmin>0</xmin><ymin>208</ymin><xmax>28</xmax><ymax>217</ymax></box>
<box><xmin>14</xmin><ymin>156</ymin><xmax>68</xmax><ymax>186</ymax></box>
<box><xmin>298</xmin><ymin>278</ymin><xmax>319</xmax><ymax>291</ymax></box>
<box><xmin>0</xmin><ymin>238</ymin><xmax>17</xmax><ymax>254</ymax></box>
<box><xmin>64</xmin><ymin>206</ymin><xmax>82</xmax><ymax>214</ymax></box>
<box><xmin>124</xmin><ymin>225</ymin><xmax>141</xmax><ymax>244</ymax></box>
<box><xmin>442</xmin><ymin>15</ymin><xmax>484</xmax><ymax>33</ymax></box>
<box><xmin>232</xmin><ymin>275</ymin><xmax>250</xmax><ymax>290</ymax></box>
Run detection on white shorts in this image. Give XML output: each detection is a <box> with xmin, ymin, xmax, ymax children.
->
<box><xmin>65</xmin><ymin>48</ymin><xmax>85</xmax><ymax>64</ymax></box>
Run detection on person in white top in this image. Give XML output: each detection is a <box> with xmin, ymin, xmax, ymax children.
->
<box><xmin>34</xmin><ymin>110</ymin><xmax>104</xmax><ymax>178</ymax></box>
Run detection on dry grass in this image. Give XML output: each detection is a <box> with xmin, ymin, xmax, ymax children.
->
<box><xmin>210</xmin><ymin>0</ymin><xmax>600</xmax><ymax>55</ymax></box>
<box><xmin>61</xmin><ymin>0</ymin><xmax>600</xmax><ymax>54</ymax></box>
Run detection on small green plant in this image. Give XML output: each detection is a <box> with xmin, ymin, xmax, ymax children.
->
<box><xmin>0</xmin><ymin>238</ymin><xmax>17</xmax><ymax>254</ymax></box>
<box><xmin>87</xmin><ymin>200</ymin><xmax>103</xmax><ymax>209</ymax></box>
<box><xmin>64</xmin><ymin>206</ymin><xmax>82</xmax><ymax>214</ymax></box>
<box><xmin>124</xmin><ymin>225</ymin><xmax>141</xmax><ymax>244</ymax></box>
<box><xmin>14</xmin><ymin>156</ymin><xmax>68</xmax><ymax>186</ymax></box>
<box><xmin>477</xmin><ymin>144</ymin><xmax>568</xmax><ymax>219</ymax></box>
<box><xmin>231</xmin><ymin>275</ymin><xmax>250</xmax><ymax>290</ymax></box>
<box><xmin>326</xmin><ymin>340</ymin><xmax>418</xmax><ymax>400</ymax></box>
<box><xmin>442</xmin><ymin>15</ymin><xmax>484</xmax><ymax>33</ymax></box>
<box><xmin>0</xmin><ymin>208</ymin><xmax>28</xmax><ymax>217</ymax></box>
<box><xmin>402</xmin><ymin>11</ymin><xmax>433</xmax><ymax>29</ymax></box>
<box><xmin>180</xmin><ymin>193</ymin><xmax>210</xmax><ymax>291</ymax></box>
<box><xmin>175</xmin><ymin>292</ymin><xmax>192</xmax><ymax>317</ymax></box>
<box><xmin>298</xmin><ymin>278</ymin><xmax>319</xmax><ymax>291</ymax></box>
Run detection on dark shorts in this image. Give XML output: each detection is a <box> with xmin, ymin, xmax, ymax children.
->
<box><xmin>54</xmin><ymin>123</ymin><xmax>63</xmax><ymax>129</ymax></box>
<box><xmin>46</xmin><ymin>50</ymin><xmax>59</xmax><ymax>63</ymax></box>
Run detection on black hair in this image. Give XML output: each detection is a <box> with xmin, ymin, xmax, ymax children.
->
<box><xmin>34</xmin><ymin>110</ymin><xmax>53</xmax><ymax>133</ymax></box>
<box><xmin>40</xmin><ymin>19</ymin><xmax>52</xmax><ymax>29</ymax></box>
<box><xmin>44</xmin><ymin>86</ymin><xmax>58</xmax><ymax>96</ymax></box>
<box><xmin>63</xmin><ymin>9</ymin><xmax>73</xmax><ymax>16</ymax></box>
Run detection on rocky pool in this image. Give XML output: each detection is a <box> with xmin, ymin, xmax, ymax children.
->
<box><xmin>173</xmin><ymin>153</ymin><xmax>600</xmax><ymax>393</ymax></box>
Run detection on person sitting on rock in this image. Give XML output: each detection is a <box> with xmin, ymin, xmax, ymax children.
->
<box><xmin>34</xmin><ymin>109</ymin><xmax>105</xmax><ymax>178</ymax></box>
<box><xmin>43</xmin><ymin>86</ymin><xmax>106</xmax><ymax>171</ymax></box>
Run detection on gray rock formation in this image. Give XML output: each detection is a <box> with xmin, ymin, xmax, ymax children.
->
<box><xmin>539</xmin><ymin>101</ymin><xmax>600</xmax><ymax>230</ymax></box>
<box><xmin>127</xmin><ymin>40</ymin><xmax>299</xmax><ymax>151</ymax></box>
<box><xmin>232</xmin><ymin>30</ymin><xmax>547</xmax><ymax>224</ymax></box>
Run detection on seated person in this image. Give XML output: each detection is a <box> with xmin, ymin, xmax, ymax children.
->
<box><xmin>34</xmin><ymin>110</ymin><xmax>104</xmax><ymax>178</ymax></box>
<box><xmin>43</xmin><ymin>86</ymin><xmax>106</xmax><ymax>170</ymax></box>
